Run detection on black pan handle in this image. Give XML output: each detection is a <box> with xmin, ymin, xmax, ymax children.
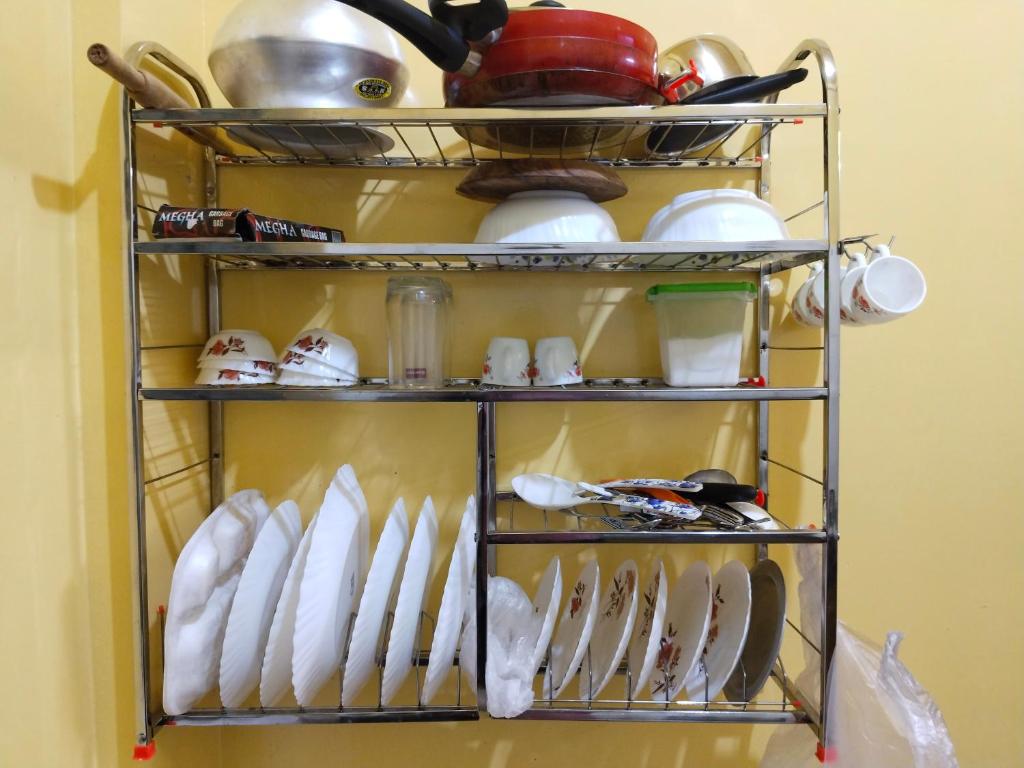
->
<box><xmin>681</xmin><ymin>68</ymin><xmax>808</xmax><ymax>105</ymax></box>
<box><xmin>333</xmin><ymin>0</ymin><xmax>474</xmax><ymax>73</ymax></box>
<box><xmin>429</xmin><ymin>0</ymin><xmax>508</xmax><ymax>43</ymax></box>
<box><xmin>684</xmin><ymin>483</ymin><xmax>759</xmax><ymax>504</ymax></box>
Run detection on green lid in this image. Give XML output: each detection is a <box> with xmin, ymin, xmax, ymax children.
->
<box><xmin>646</xmin><ymin>282</ymin><xmax>757</xmax><ymax>300</ymax></box>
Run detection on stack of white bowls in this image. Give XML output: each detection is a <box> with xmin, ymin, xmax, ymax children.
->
<box><xmin>277</xmin><ymin>328</ymin><xmax>359</xmax><ymax>386</ymax></box>
<box><xmin>196</xmin><ymin>330</ymin><xmax>277</xmax><ymax>385</ymax></box>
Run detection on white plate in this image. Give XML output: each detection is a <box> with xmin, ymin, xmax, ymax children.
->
<box><xmin>422</xmin><ymin>502</ymin><xmax>477</xmax><ymax>704</ymax></box>
<box><xmin>580</xmin><ymin>559</ymin><xmax>639</xmax><ymax>700</ymax></box>
<box><xmin>544</xmin><ymin>559</ymin><xmax>600</xmax><ymax>699</ymax></box>
<box><xmin>685</xmin><ymin>560</ymin><xmax>752</xmax><ymax>702</ymax></box>
<box><xmin>332</xmin><ymin>465</ymin><xmax>370</xmax><ymax>604</ymax></box>
<box><xmin>723</xmin><ymin>559</ymin><xmax>785</xmax><ymax>702</ymax></box>
<box><xmin>626</xmin><ymin>559</ymin><xmax>667</xmax><ymax>699</ymax></box>
<box><xmin>292</xmin><ymin>474</ymin><xmax>362</xmax><ymax>706</ymax></box>
<box><xmin>380</xmin><ymin>497</ymin><xmax>438</xmax><ymax>705</ymax></box>
<box><xmin>259</xmin><ymin>514</ymin><xmax>318</xmax><ymax>707</ymax></box>
<box><xmin>163</xmin><ymin>489</ymin><xmax>271</xmax><ymax>716</ymax></box>
<box><xmin>341</xmin><ymin>499</ymin><xmax>410</xmax><ymax>706</ymax></box>
<box><xmin>650</xmin><ymin>561</ymin><xmax>712</xmax><ymax>702</ymax></box>
<box><xmin>220</xmin><ymin>500</ymin><xmax>302</xmax><ymax>708</ymax></box>
<box><xmin>528</xmin><ymin>556</ymin><xmax>562</xmax><ymax>674</ymax></box>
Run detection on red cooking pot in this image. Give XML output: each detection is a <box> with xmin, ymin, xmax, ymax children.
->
<box><xmin>333</xmin><ymin>0</ymin><xmax>702</xmax><ymax>108</ymax></box>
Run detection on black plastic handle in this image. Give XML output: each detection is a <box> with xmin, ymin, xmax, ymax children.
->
<box><xmin>683</xmin><ymin>483</ymin><xmax>758</xmax><ymax>504</ymax></box>
<box><xmin>680</xmin><ymin>68</ymin><xmax>808</xmax><ymax>105</ymax></box>
<box><xmin>333</xmin><ymin>0</ymin><xmax>472</xmax><ymax>72</ymax></box>
<box><xmin>428</xmin><ymin>0</ymin><xmax>508</xmax><ymax>43</ymax></box>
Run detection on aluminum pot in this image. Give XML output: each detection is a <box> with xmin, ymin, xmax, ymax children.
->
<box><xmin>209</xmin><ymin>0</ymin><xmax>409</xmax><ymax>108</ymax></box>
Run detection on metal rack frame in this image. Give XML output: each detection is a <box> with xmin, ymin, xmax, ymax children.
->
<box><xmin>121</xmin><ymin>37</ymin><xmax>840</xmax><ymax>750</ymax></box>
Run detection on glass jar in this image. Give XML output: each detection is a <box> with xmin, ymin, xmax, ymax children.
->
<box><xmin>386</xmin><ymin>276</ymin><xmax>452</xmax><ymax>389</ymax></box>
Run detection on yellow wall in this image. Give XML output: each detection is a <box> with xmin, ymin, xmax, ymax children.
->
<box><xmin>3</xmin><ymin>1</ymin><xmax>1022</xmax><ymax>767</ymax></box>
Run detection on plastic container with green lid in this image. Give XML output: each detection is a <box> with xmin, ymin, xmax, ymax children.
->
<box><xmin>646</xmin><ymin>282</ymin><xmax>756</xmax><ymax>387</ymax></box>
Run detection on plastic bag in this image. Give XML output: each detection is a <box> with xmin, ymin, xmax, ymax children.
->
<box><xmin>826</xmin><ymin>626</ymin><xmax>958</xmax><ymax>767</ymax></box>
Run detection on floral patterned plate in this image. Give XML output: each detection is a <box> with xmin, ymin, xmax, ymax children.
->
<box><xmin>684</xmin><ymin>560</ymin><xmax>752</xmax><ymax>702</ymax></box>
<box><xmin>649</xmin><ymin>561</ymin><xmax>712</xmax><ymax>702</ymax></box>
<box><xmin>626</xmin><ymin>559</ymin><xmax>668</xmax><ymax>699</ymax></box>
<box><xmin>543</xmin><ymin>560</ymin><xmax>600</xmax><ymax>699</ymax></box>
<box><xmin>580</xmin><ymin>560</ymin><xmax>639</xmax><ymax>700</ymax></box>
<box><xmin>598</xmin><ymin>478</ymin><xmax>702</xmax><ymax>493</ymax></box>
<box><xmin>722</xmin><ymin>559</ymin><xmax>785</xmax><ymax>702</ymax></box>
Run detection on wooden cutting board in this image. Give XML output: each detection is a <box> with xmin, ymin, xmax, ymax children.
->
<box><xmin>456</xmin><ymin>159</ymin><xmax>628</xmax><ymax>202</ymax></box>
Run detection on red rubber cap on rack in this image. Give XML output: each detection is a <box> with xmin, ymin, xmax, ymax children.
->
<box><xmin>132</xmin><ymin>742</ymin><xmax>156</xmax><ymax>761</ymax></box>
<box><xmin>157</xmin><ymin>605</ymin><xmax>166</xmax><ymax>616</ymax></box>
<box><xmin>755</xmin><ymin>489</ymin><xmax>766</xmax><ymax>507</ymax></box>
<box><xmin>816</xmin><ymin>743</ymin><xmax>836</xmax><ymax>763</ymax></box>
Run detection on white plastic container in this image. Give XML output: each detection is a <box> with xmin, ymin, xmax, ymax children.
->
<box><xmin>646</xmin><ymin>282</ymin><xmax>756</xmax><ymax>387</ymax></box>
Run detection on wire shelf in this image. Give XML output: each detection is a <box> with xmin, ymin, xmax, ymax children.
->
<box><xmin>138</xmin><ymin>379</ymin><xmax>828</xmax><ymax>404</ymax></box>
<box><xmin>131</xmin><ymin>105</ymin><xmax>824</xmax><ymax>169</ymax></box>
<box><xmin>134</xmin><ymin>238</ymin><xmax>827</xmax><ymax>273</ymax></box>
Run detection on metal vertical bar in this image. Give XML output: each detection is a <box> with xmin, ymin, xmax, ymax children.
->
<box><xmin>756</xmin><ymin>119</ymin><xmax>773</xmax><ymax>562</ymax></box>
<box><xmin>474</xmin><ymin>402</ymin><xmax>496</xmax><ymax>711</ymax></box>
<box><xmin>818</xmin><ymin>44</ymin><xmax>841</xmax><ymax>743</ymax></box>
<box><xmin>204</xmin><ymin>145</ymin><xmax>224</xmax><ymax>509</ymax></box>
<box><xmin>123</xmin><ymin>90</ymin><xmax>152</xmax><ymax>747</ymax></box>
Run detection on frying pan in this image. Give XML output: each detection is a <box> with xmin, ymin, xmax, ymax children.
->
<box><xmin>333</xmin><ymin>0</ymin><xmax>702</xmax><ymax>109</ymax></box>
<box><xmin>646</xmin><ymin>68</ymin><xmax>809</xmax><ymax>157</ymax></box>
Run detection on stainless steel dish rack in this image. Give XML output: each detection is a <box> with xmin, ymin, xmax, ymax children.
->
<box><xmin>120</xmin><ymin>38</ymin><xmax>841</xmax><ymax>753</ymax></box>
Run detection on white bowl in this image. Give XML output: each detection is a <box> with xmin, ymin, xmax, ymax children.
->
<box><xmin>643</xmin><ymin>189</ymin><xmax>790</xmax><ymax>242</ymax></box>
<box><xmin>474</xmin><ymin>190</ymin><xmax>620</xmax><ymax>252</ymax></box>
<box><xmin>198</xmin><ymin>330</ymin><xmax>276</xmax><ymax>366</ymax></box>
<box><xmin>195</xmin><ymin>368</ymin><xmax>275</xmax><ymax>386</ymax></box>
<box><xmin>285</xmin><ymin>328</ymin><xmax>359</xmax><ymax>373</ymax></box>
<box><xmin>279</xmin><ymin>349</ymin><xmax>357</xmax><ymax>380</ymax></box>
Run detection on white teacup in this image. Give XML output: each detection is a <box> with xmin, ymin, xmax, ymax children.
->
<box><xmin>482</xmin><ymin>337</ymin><xmax>530</xmax><ymax>387</ymax></box>
<box><xmin>848</xmin><ymin>245</ymin><xmax>926</xmax><ymax>324</ymax></box>
<box><xmin>840</xmin><ymin>251</ymin><xmax>869</xmax><ymax>324</ymax></box>
<box><xmin>532</xmin><ymin>337</ymin><xmax>583</xmax><ymax>386</ymax></box>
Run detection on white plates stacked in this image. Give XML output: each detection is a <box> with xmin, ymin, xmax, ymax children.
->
<box><xmin>278</xmin><ymin>328</ymin><xmax>359</xmax><ymax>386</ymax></box>
<box><xmin>163</xmin><ymin>489</ymin><xmax>271</xmax><ymax>715</ymax></box>
<box><xmin>195</xmin><ymin>330</ymin><xmax>276</xmax><ymax>385</ymax></box>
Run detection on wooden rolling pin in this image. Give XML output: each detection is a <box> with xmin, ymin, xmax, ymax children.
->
<box><xmin>87</xmin><ymin>43</ymin><xmax>234</xmax><ymax>155</ymax></box>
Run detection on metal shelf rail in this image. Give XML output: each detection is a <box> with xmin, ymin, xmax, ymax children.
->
<box><xmin>121</xmin><ymin>37</ymin><xmax>841</xmax><ymax>750</ymax></box>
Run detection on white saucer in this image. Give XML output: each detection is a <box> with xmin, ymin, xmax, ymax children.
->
<box><xmin>626</xmin><ymin>559</ymin><xmax>668</xmax><ymax>699</ymax></box>
<box><xmin>163</xmin><ymin>489</ymin><xmax>271</xmax><ymax>716</ymax></box>
<box><xmin>650</xmin><ymin>561</ymin><xmax>712</xmax><ymax>702</ymax></box>
<box><xmin>219</xmin><ymin>500</ymin><xmax>302</xmax><ymax>708</ymax></box>
<box><xmin>544</xmin><ymin>559</ymin><xmax>600</xmax><ymax>699</ymax></box>
<box><xmin>380</xmin><ymin>497</ymin><xmax>438</xmax><ymax>705</ymax></box>
<box><xmin>259</xmin><ymin>514</ymin><xmax>317</xmax><ymax>707</ymax></box>
<box><xmin>292</xmin><ymin>474</ymin><xmax>362</xmax><ymax>706</ymax></box>
<box><xmin>580</xmin><ymin>559</ymin><xmax>639</xmax><ymax>700</ymax></box>
<box><xmin>341</xmin><ymin>499</ymin><xmax>409</xmax><ymax>706</ymax></box>
<box><xmin>333</xmin><ymin>464</ymin><xmax>370</xmax><ymax>603</ymax></box>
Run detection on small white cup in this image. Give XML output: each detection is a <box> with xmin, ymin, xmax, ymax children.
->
<box><xmin>848</xmin><ymin>245</ymin><xmax>927</xmax><ymax>324</ymax></box>
<box><xmin>840</xmin><ymin>251</ymin><xmax>868</xmax><ymax>325</ymax></box>
<box><xmin>532</xmin><ymin>337</ymin><xmax>583</xmax><ymax>386</ymax></box>
<box><xmin>482</xmin><ymin>337</ymin><xmax>530</xmax><ymax>387</ymax></box>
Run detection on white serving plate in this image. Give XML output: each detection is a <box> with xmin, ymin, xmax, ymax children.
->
<box><xmin>528</xmin><ymin>556</ymin><xmax>562</xmax><ymax>675</ymax></box>
<box><xmin>626</xmin><ymin>559</ymin><xmax>668</xmax><ymax>699</ymax></box>
<box><xmin>650</xmin><ymin>561</ymin><xmax>712</xmax><ymax>702</ymax></box>
<box><xmin>580</xmin><ymin>559</ymin><xmax>638</xmax><ymax>700</ymax></box>
<box><xmin>544</xmin><ymin>559</ymin><xmax>600</xmax><ymax>699</ymax></box>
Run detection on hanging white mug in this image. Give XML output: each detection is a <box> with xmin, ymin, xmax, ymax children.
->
<box><xmin>791</xmin><ymin>263</ymin><xmax>822</xmax><ymax>327</ymax></box>
<box><xmin>848</xmin><ymin>245</ymin><xmax>927</xmax><ymax>324</ymax></box>
<box><xmin>840</xmin><ymin>251</ymin><xmax>868</xmax><ymax>325</ymax></box>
